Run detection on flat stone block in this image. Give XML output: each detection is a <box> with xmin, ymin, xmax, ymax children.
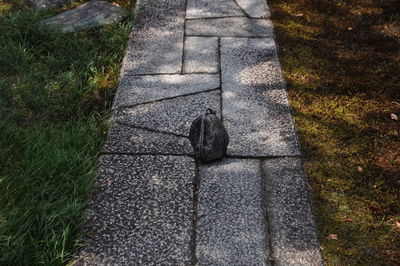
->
<box><xmin>113</xmin><ymin>73</ymin><xmax>220</xmax><ymax>108</ymax></box>
<box><xmin>103</xmin><ymin>123</ymin><xmax>192</xmax><ymax>155</ymax></box>
<box><xmin>196</xmin><ymin>212</ymin><xmax>269</xmax><ymax>266</ymax></box>
<box><xmin>112</xmin><ymin>90</ymin><xmax>221</xmax><ymax>136</ymax></box>
<box><xmin>236</xmin><ymin>0</ymin><xmax>271</xmax><ymax>18</ymax></box>
<box><xmin>221</xmin><ymin>37</ymin><xmax>300</xmax><ymax>156</ymax></box>
<box><xmin>77</xmin><ymin>155</ymin><xmax>195</xmax><ymax>265</ymax></box>
<box><xmin>196</xmin><ymin>158</ymin><xmax>269</xmax><ymax>265</ymax></box>
<box><xmin>198</xmin><ymin>158</ymin><xmax>263</xmax><ymax>216</ymax></box>
<box><xmin>186</xmin><ymin>0</ymin><xmax>244</xmax><ymax>19</ymax></box>
<box><xmin>121</xmin><ymin>0</ymin><xmax>186</xmax><ymax>74</ymax></box>
<box><xmin>41</xmin><ymin>0</ymin><xmax>127</xmax><ymax>33</ymax></box>
<box><xmin>263</xmin><ymin>158</ymin><xmax>324</xmax><ymax>266</ymax></box>
<box><xmin>183</xmin><ymin>37</ymin><xmax>219</xmax><ymax>73</ymax></box>
<box><xmin>186</xmin><ymin>17</ymin><xmax>273</xmax><ymax>37</ymax></box>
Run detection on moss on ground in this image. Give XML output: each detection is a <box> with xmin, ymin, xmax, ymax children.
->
<box><xmin>269</xmin><ymin>0</ymin><xmax>400</xmax><ymax>264</ymax></box>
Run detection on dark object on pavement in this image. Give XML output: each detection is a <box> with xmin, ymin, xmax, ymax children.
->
<box><xmin>189</xmin><ymin>109</ymin><xmax>229</xmax><ymax>162</ymax></box>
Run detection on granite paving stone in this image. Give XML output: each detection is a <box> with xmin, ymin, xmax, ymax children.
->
<box><xmin>41</xmin><ymin>0</ymin><xmax>127</xmax><ymax>33</ymax></box>
<box><xmin>197</xmin><ymin>158</ymin><xmax>263</xmax><ymax>216</ymax></box>
<box><xmin>103</xmin><ymin>123</ymin><xmax>192</xmax><ymax>155</ymax></box>
<box><xmin>113</xmin><ymin>73</ymin><xmax>220</xmax><ymax>108</ymax></box>
<box><xmin>235</xmin><ymin>0</ymin><xmax>271</xmax><ymax>18</ymax></box>
<box><xmin>186</xmin><ymin>17</ymin><xmax>273</xmax><ymax>37</ymax></box>
<box><xmin>196</xmin><ymin>158</ymin><xmax>269</xmax><ymax>265</ymax></box>
<box><xmin>263</xmin><ymin>158</ymin><xmax>324</xmax><ymax>266</ymax></box>
<box><xmin>221</xmin><ymin>37</ymin><xmax>300</xmax><ymax>156</ymax></box>
<box><xmin>112</xmin><ymin>90</ymin><xmax>221</xmax><ymax>136</ymax></box>
<box><xmin>183</xmin><ymin>37</ymin><xmax>219</xmax><ymax>74</ymax></box>
<box><xmin>77</xmin><ymin>155</ymin><xmax>195</xmax><ymax>265</ymax></box>
<box><xmin>121</xmin><ymin>0</ymin><xmax>186</xmax><ymax>75</ymax></box>
<box><xmin>196</xmin><ymin>212</ymin><xmax>269</xmax><ymax>266</ymax></box>
<box><xmin>186</xmin><ymin>0</ymin><xmax>244</xmax><ymax>19</ymax></box>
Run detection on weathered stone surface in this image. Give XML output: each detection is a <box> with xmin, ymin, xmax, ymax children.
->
<box><xmin>186</xmin><ymin>0</ymin><xmax>244</xmax><ymax>19</ymax></box>
<box><xmin>221</xmin><ymin>37</ymin><xmax>300</xmax><ymax>156</ymax></box>
<box><xmin>26</xmin><ymin>0</ymin><xmax>74</xmax><ymax>10</ymax></box>
<box><xmin>236</xmin><ymin>0</ymin><xmax>271</xmax><ymax>18</ymax></box>
<box><xmin>196</xmin><ymin>158</ymin><xmax>269</xmax><ymax>265</ymax></box>
<box><xmin>196</xmin><ymin>213</ymin><xmax>269</xmax><ymax>266</ymax></box>
<box><xmin>113</xmin><ymin>73</ymin><xmax>219</xmax><ymax>108</ymax></box>
<box><xmin>263</xmin><ymin>158</ymin><xmax>324</xmax><ymax>266</ymax></box>
<box><xmin>121</xmin><ymin>0</ymin><xmax>186</xmax><ymax>74</ymax></box>
<box><xmin>112</xmin><ymin>90</ymin><xmax>221</xmax><ymax>136</ymax></box>
<box><xmin>197</xmin><ymin>158</ymin><xmax>263</xmax><ymax>216</ymax></box>
<box><xmin>41</xmin><ymin>0</ymin><xmax>127</xmax><ymax>33</ymax></box>
<box><xmin>183</xmin><ymin>37</ymin><xmax>219</xmax><ymax>74</ymax></box>
<box><xmin>77</xmin><ymin>155</ymin><xmax>195</xmax><ymax>265</ymax></box>
<box><xmin>103</xmin><ymin>123</ymin><xmax>192</xmax><ymax>155</ymax></box>
<box><xmin>186</xmin><ymin>17</ymin><xmax>273</xmax><ymax>37</ymax></box>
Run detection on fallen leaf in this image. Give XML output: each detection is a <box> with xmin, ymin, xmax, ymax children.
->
<box><xmin>327</xmin><ymin>178</ymin><xmax>333</xmax><ymax>182</ymax></box>
<box><xmin>327</xmin><ymin>234</ymin><xmax>338</xmax><ymax>240</ymax></box>
<box><xmin>390</xmin><ymin>113</ymin><xmax>398</xmax><ymax>120</ymax></box>
<box><xmin>94</xmin><ymin>90</ymin><xmax>101</xmax><ymax>100</ymax></box>
<box><xmin>396</xmin><ymin>221</ymin><xmax>400</xmax><ymax>228</ymax></box>
<box><xmin>373</xmin><ymin>184</ymin><xmax>377</xmax><ymax>188</ymax></box>
<box><xmin>107</xmin><ymin>179</ymin><xmax>113</xmax><ymax>185</ymax></box>
<box><xmin>348</xmin><ymin>27</ymin><xmax>353</xmax><ymax>30</ymax></box>
<box><xmin>295</xmin><ymin>13</ymin><xmax>304</xmax><ymax>17</ymax></box>
<box><xmin>357</xmin><ymin>166</ymin><xmax>363</xmax><ymax>172</ymax></box>
<box><xmin>344</xmin><ymin>218</ymin><xmax>353</xmax><ymax>223</ymax></box>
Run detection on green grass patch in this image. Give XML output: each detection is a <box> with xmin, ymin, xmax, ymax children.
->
<box><xmin>0</xmin><ymin>1</ymin><xmax>133</xmax><ymax>265</ymax></box>
<box><xmin>269</xmin><ymin>0</ymin><xmax>400</xmax><ymax>264</ymax></box>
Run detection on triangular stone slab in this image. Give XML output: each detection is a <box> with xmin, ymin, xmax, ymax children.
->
<box><xmin>103</xmin><ymin>123</ymin><xmax>192</xmax><ymax>155</ymax></box>
<box><xmin>113</xmin><ymin>74</ymin><xmax>219</xmax><ymax>108</ymax></box>
<box><xmin>235</xmin><ymin>0</ymin><xmax>271</xmax><ymax>18</ymax></box>
<box><xmin>112</xmin><ymin>91</ymin><xmax>221</xmax><ymax>136</ymax></box>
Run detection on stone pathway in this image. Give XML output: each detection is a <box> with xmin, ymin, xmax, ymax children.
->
<box><xmin>76</xmin><ymin>0</ymin><xmax>324</xmax><ymax>265</ymax></box>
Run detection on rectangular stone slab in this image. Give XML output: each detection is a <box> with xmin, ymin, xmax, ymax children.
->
<box><xmin>196</xmin><ymin>158</ymin><xmax>269</xmax><ymax>265</ymax></box>
<box><xmin>186</xmin><ymin>0</ymin><xmax>244</xmax><ymax>19</ymax></box>
<box><xmin>263</xmin><ymin>158</ymin><xmax>324</xmax><ymax>266</ymax></box>
<box><xmin>235</xmin><ymin>0</ymin><xmax>271</xmax><ymax>18</ymax></box>
<box><xmin>120</xmin><ymin>0</ymin><xmax>186</xmax><ymax>75</ymax></box>
<box><xmin>103</xmin><ymin>123</ymin><xmax>193</xmax><ymax>155</ymax></box>
<box><xmin>113</xmin><ymin>73</ymin><xmax>220</xmax><ymax>108</ymax></box>
<box><xmin>186</xmin><ymin>17</ymin><xmax>273</xmax><ymax>37</ymax></box>
<box><xmin>112</xmin><ymin>90</ymin><xmax>221</xmax><ymax>136</ymax></box>
<box><xmin>183</xmin><ymin>37</ymin><xmax>219</xmax><ymax>74</ymax></box>
<box><xmin>77</xmin><ymin>155</ymin><xmax>195</xmax><ymax>265</ymax></box>
<box><xmin>221</xmin><ymin>37</ymin><xmax>300</xmax><ymax>156</ymax></box>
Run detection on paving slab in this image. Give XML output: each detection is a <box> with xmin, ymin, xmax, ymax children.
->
<box><xmin>121</xmin><ymin>0</ymin><xmax>186</xmax><ymax>75</ymax></box>
<box><xmin>196</xmin><ymin>158</ymin><xmax>269</xmax><ymax>265</ymax></box>
<box><xmin>41</xmin><ymin>0</ymin><xmax>127</xmax><ymax>33</ymax></box>
<box><xmin>113</xmin><ymin>73</ymin><xmax>220</xmax><ymax>108</ymax></box>
<box><xmin>196</xmin><ymin>212</ymin><xmax>269</xmax><ymax>266</ymax></box>
<box><xmin>186</xmin><ymin>0</ymin><xmax>244</xmax><ymax>19</ymax></box>
<box><xmin>197</xmin><ymin>158</ymin><xmax>263</xmax><ymax>216</ymax></box>
<box><xmin>186</xmin><ymin>17</ymin><xmax>273</xmax><ymax>37</ymax></box>
<box><xmin>112</xmin><ymin>90</ymin><xmax>221</xmax><ymax>136</ymax></box>
<box><xmin>103</xmin><ymin>123</ymin><xmax>192</xmax><ymax>155</ymax></box>
<box><xmin>77</xmin><ymin>155</ymin><xmax>195</xmax><ymax>265</ymax></box>
<box><xmin>221</xmin><ymin>37</ymin><xmax>300</xmax><ymax>156</ymax></box>
<box><xmin>235</xmin><ymin>0</ymin><xmax>271</xmax><ymax>18</ymax></box>
<box><xmin>183</xmin><ymin>37</ymin><xmax>219</xmax><ymax>74</ymax></box>
<box><xmin>263</xmin><ymin>158</ymin><xmax>324</xmax><ymax>266</ymax></box>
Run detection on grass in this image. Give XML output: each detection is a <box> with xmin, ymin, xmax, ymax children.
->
<box><xmin>269</xmin><ymin>0</ymin><xmax>400</xmax><ymax>264</ymax></box>
<box><xmin>0</xmin><ymin>1</ymin><xmax>134</xmax><ymax>264</ymax></box>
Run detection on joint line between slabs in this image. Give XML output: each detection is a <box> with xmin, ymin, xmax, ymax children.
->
<box><xmin>113</xmin><ymin>87</ymin><xmax>221</xmax><ymax>110</ymax></box>
<box><xmin>182</xmin><ymin>0</ymin><xmax>188</xmax><ymax>74</ymax></box>
<box><xmin>231</xmin><ymin>0</ymin><xmax>251</xmax><ymax>18</ymax></box>
<box><xmin>260</xmin><ymin>159</ymin><xmax>276</xmax><ymax>265</ymax></box>
<box><xmin>113</xmin><ymin>122</ymin><xmax>189</xmax><ymax>138</ymax></box>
